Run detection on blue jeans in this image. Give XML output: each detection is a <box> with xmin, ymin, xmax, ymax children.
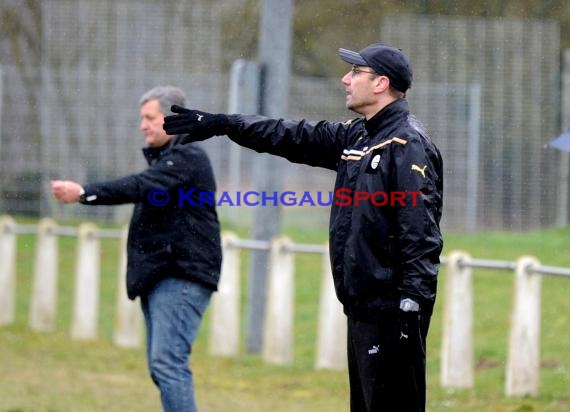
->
<box><xmin>140</xmin><ymin>277</ymin><xmax>213</xmax><ymax>412</ymax></box>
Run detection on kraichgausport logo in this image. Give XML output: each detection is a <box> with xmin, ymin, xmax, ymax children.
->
<box><xmin>146</xmin><ymin>188</ymin><xmax>422</xmax><ymax>207</ymax></box>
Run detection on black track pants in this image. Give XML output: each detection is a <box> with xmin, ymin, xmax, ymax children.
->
<box><xmin>347</xmin><ymin>310</ymin><xmax>431</xmax><ymax>412</ymax></box>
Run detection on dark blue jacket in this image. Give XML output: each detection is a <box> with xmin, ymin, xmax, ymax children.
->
<box><xmin>81</xmin><ymin>136</ymin><xmax>222</xmax><ymax>299</ymax></box>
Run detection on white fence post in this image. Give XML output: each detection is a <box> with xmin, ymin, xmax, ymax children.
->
<box><xmin>29</xmin><ymin>218</ymin><xmax>59</xmax><ymax>332</ymax></box>
<box><xmin>0</xmin><ymin>215</ymin><xmax>17</xmax><ymax>326</ymax></box>
<box><xmin>263</xmin><ymin>236</ymin><xmax>294</xmax><ymax>365</ymax></box>
<box><xmin>113</xmin><ymin>226</ymin><xmax>142</xmax><ymax>348</ymax></box>
<box><xmin>505</xmin><ymin>256</ymin><xmax>541</xmax><ymax>397</ymax></box>
<box><xmin>210</xmin><ymin>232</ymin><xmax>241</xmax><ymax>357</ymax></box>
<box><xmin>71</xmin><ymin>223</ymin><xmax>100</xmax><ymax>340</ymax></box>
<box><xmin>441</xmin><ymin>250</ymin><xmax>474</xmax><ymax>388</ymax></box>
<box><xmin>315</xmin><ymin>244</ymin><xmax>347</xmax><ymax>370</ymax></box>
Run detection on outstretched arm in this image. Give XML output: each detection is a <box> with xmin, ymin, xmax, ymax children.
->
<box><xmin>163</xmin><ymin>105</ymin><xmax>355</xmax><ymax>171</ymax></box>
<box><xmin>50</xmin><ymin>144</ymin><xmax>214</xmax><ymax>207</ymax></box>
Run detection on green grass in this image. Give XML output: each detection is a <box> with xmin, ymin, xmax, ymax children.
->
<box><xmin>1</xmin><ymin>217</ymin><xmax>569</xmax><ymax>411</ymax></box>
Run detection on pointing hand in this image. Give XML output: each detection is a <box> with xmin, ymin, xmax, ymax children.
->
<box><xmin>163</xmin><ymin>105</ymin><xmax>231</xmax><ymax>142</ymax></box>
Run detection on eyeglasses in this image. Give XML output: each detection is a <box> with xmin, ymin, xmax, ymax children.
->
<box><xmin>350</xmin><ymin>65</ymin><xmax>377</xmax><ymax>77</ymax></box>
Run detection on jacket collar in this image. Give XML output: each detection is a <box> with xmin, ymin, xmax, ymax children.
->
<box><xmin>364</xmin><ymin>98</ymin><xmax>410</xmax><ymax>136</ymax></box>
<box><xmin>142</xmin><ymin>135</ymin><xmax>183</xmax><ymax>164</ymax></box>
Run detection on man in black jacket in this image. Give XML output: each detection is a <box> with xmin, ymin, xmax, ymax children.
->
<box><xmin>163</xmin><ymin>44</ymin><xmax>443</xmax><ymax>412</ymax></box>
<box><xmin>51</xmin><ymin>86</ymin><xmax>221</xmax><ymax>412</ymax></box>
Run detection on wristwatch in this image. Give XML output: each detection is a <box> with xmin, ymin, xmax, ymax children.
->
<box><xmin>78</xmin><ymin>187</ymin><xmax>87</xmax><ymax>203</ymax></box>
<box><xmin>399</xmin><ymin>298</ymin><xmax>420</xmax><ymax>312</ymax></box>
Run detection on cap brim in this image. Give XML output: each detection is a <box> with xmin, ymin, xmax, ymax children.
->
<box><xmin>338</xmin><ymin>48</ymin><xmax>368</xmax><ymax>66</ymax></box>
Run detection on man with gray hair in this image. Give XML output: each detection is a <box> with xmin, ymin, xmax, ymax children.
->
<box><xmin>51</xmin><ymin>86</ymin><xmax>222</xmax><ymax>412</ymax></box>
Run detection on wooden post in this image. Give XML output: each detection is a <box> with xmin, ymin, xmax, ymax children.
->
<box><xmin>71</xmin><ymin>223</ymin><xmax>100</xmax><ymax>340</ymax></box>
<box><xmin>505</xmin><ymin>256</ymin><xmax>541</xmax><ymax>397</ymax></box>
<box><xmin>262</xmin><ymin>236</ymin><xmax>294</xmax><ymax>365</ymax></box>
<box><xmin>113</xmin><ymin>226</ymin><xmax>142</xmax><ymax>348</ymax></box>
<box><xmin>315</xmin><ymin>244</ymin><xmax>347</xmax><ymax>370</ymax></box>
<box><xmin>29</xmin><ymin>218</ymin><xmax>59</xmax><ymax>332</ymax></box>
<box><xmin>440</xmin><ymin>250</ymin><xmax>474</xmax><ymax>388</ymax></box>
<box><xmin>210</xmin><ymin>232</ymin><xmax>241</xmax><ymax>357</ymax></box>
<box><xmin>0</xmin><ymin>215</ymin><xmax>17</xmax><ymax>326</ymax></box>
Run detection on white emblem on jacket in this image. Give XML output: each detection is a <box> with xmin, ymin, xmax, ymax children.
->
<box><xmin>371</xmin><ymin>154</ymin><xmax>381</xmax><ymax>169</ymax></box>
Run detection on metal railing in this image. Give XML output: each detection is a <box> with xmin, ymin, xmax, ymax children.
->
<box><xmin>1</xmin><ymin>215</ymin><xmax>569</xmax><ymax>396</ymax></box>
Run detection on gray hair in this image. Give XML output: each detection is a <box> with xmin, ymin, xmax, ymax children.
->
<box><xmin>139</xmin><ymin>86</ymin><xmax>187</xmax><ymax>115</ymax></box>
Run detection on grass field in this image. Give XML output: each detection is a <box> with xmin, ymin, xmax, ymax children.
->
<box><xmin>0</xmin><ymin>216</ymin><xmax>569</xmax><ymax>411</ymax></box>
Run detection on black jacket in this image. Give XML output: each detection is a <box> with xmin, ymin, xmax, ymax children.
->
<box><xmin>225</xmin><ymin>99</ymin><xmax>443</xmax><ymax>319</ymax></box>
<box><xmin>81</xmin><ymin>136</ymin><xmax>222</xmax><ymax>299</ymax></box>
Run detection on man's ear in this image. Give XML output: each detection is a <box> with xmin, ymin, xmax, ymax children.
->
<box><xmin>375</xmin><ymin>76</ymin><xmax>390</xmax><ymax>92</ymax></box>
<box><xmin>374</xmin><ymin>76</ymin><xmax>390</xmax><ymax>93</ymax></box>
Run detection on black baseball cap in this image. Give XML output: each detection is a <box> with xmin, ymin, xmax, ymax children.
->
<box><xmin>338</xmin><ymin>43</ymin><xmax>413</xmax><ymax>93</ymax></box>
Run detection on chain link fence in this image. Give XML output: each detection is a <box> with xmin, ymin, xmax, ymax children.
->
<box><xmin>382</xmin><ymin>15</ymin><xmax>564</xmax><ymax>231</ymax></box>
<box><xmin>0</xmin><ymin>1</ymin><xmax>566</xmax><ymax>232</ymax></box>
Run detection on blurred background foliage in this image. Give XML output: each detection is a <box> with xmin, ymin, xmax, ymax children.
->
<box><xmin>3</xmin><ymin>0</ymin><xmax>570</xmax><ymax>76</ymax></box>
<box><xmin>222</xmin><ymin>0</ymin><xmax>570</xmax><ymax>76</ymax></box>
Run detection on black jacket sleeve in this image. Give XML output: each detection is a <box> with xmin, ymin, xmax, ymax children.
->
<box><xmin>391</xmin><ymin>133</ymin><xmax>444</xmax><ymax>305</ymax></box>
<box><xmin>80</xmin><ymin>144</ymin><xmax>214</xmax><ymax>205</ymax></box>
<box><xmin>225</xmin><ymin>114</ymin><xmax>354</xmax><ymax>171</ymax></box>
